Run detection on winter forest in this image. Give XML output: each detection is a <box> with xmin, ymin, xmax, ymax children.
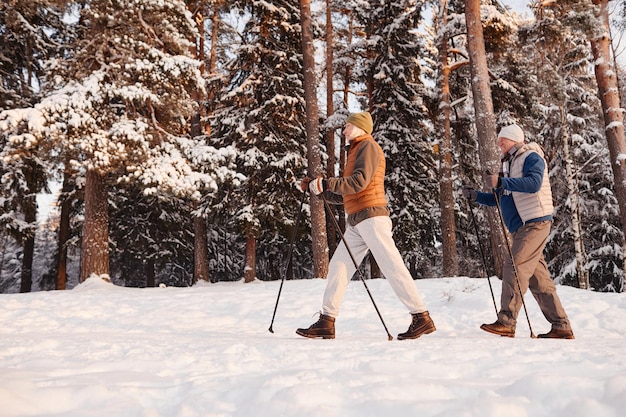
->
<box><xmin>1</xmin><ymin>0</ymin><xmax>626</xmax><ymax>294</ymax></box>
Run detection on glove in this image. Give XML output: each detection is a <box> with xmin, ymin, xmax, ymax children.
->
<box><xmin>461</xmin><ymin>185</ymin><xmax>477</xmax><ymax>201</ymax></box>
<box><xmin>309</xmin><ymin>177</ymin><xmax>324</xmax><ymax>195</ymax></box>
<box><xmin>484</xmin><ymin>173</ymin><xmax>501</xmax><ymax>189</ymax></box>
<box><xmin>300</xmin><ymin>177</ymin><xmax>311</xmax><ymax>192</ymax></box>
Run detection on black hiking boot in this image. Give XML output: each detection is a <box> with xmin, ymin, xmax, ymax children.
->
<box><xmin>397</xmin><ymin>311</ymin><xmax>436</xmax><ymax>340</ymax></box>
<box><xmin>296</xmin><ymin>314</ymin><xmax>335</xmax><ymax>339</ymax></box>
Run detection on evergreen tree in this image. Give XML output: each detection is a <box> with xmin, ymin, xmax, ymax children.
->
<box><xmin>0</xmin><ymin>232</ymin><xmax>21</xmax><ymax>293</ymax></box>
<box><xmin>0</xmin><ymin>0</ymin><xmax>68</xmax><ymax>110</ymax></box>
<box><xmin>108</xmin><ymin>186</ymin><xmax>194</xmax><ymax>287</ymax></box>
<box><xmin>210</xmin><ymin>0</ymin><xmax>309</xmax><ymax>282</ymax></box>
<box><xmin>0</xmin><ymin>0</ymin><xmax>237</xmax><ymax>284</ymax></box>
<box><xmin>359</xmin><ymin>0</ymin><xmax>439</xmax><ymax>277</ymax></box>
<box><xmin>0</xmin><ymin>0</ymin><xmax>68</xmax><ymax>291</ymax></box>
<box><xmin>517</xmin><ymin>2</ymin><xmax>623</xmax><ymax>292</ymax></box>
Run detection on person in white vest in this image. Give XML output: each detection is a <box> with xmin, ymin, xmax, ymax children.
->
<box><xmin>462</xmin><ymin>124</ymin><xmax>574</xmax><ymax>339</ymax></box>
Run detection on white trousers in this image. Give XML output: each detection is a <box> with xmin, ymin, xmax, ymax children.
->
<box><xmin>322</xmin><ymin>216</ymin><xmax>428</xmax><ymax>317</ymax></box>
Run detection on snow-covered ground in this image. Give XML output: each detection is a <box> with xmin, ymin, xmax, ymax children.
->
<box><xmin>1</xmin><ymin>276</ymin><xmax>624</xmax><ymax>417</ymax></box>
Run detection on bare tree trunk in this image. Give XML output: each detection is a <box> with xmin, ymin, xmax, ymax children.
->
<box><xmin>19</xmin><ymin>161</ymin><xmax>39</xmax><ymax>292</ymax></box>
<box><xmin>189</xmin><ymin>5</ymin><xmax>211</xmax><ymax>284</ymax></box>
<box><xmin>19</xmin><ymin>196</ymin><xmax>36</xmax><ymax>293</ymax></box>
<box><xmin>80</xmin><ymin>169</ymin><xmax>110</xmax><ymax>282</ymax></box>
<box><xmin>560</xmin><ymin>106</ymin><xmax>589</xmax><ymax>289</ymax></box>
<box><xmin>0</xmin><ymin>234</ymin><xmax>7</xmax><ymax>283</ymax></box>
<box><xmin>192</xmin><ymin>200</ymin><xmax>210</xmax><ymax>284</ymax></box>
<box><xmin>437</xmin><ymin>0</ymin><xmax>458</xmax><ymax>277</ymax></box>
<box><xmin>464</xmin><ymin>0</ymin><xmax>506</xmax><ymax>277</ymax></box>
<box><xmin>301</xmin><ymin>0</ymin><xmax>329</xmax><ymax>279</ymax></box>
<box><xmin>244</xmin><ymin>233</ymin><xmax>256</xmax><ymax>283</ymax></box>
<box><xmin>335</xmin><ymin>9</ymin><xmax>354</xmax><ymax>235</ymax></box>
<box><xmin>591</xmin><ymin>0</ymin><xmax>626</xmax><ymax>291</ymax></box>
<box><xmin>56</xmin><ymin>166</ymin><xmax>72</xmax><ymax>290</ymax></box>
<box><xmin>145</xmin><ymin>258</ymin><xmax>156</xmax><ymax>287</ymax></box>
<box><xmin>325</xmin><ymin>0</ymin><xmax>338</xmax><ymax>257</ymax></box>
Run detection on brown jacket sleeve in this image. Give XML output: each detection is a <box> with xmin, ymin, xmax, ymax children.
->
<box><xmin>325</xmin><ymin>139</ymin><xmax>378</xmax><ymax>195</ymax></box>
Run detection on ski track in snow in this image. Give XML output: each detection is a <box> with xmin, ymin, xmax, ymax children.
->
<box><xmin>1</xmin><ymin>277</ymin><xmax>625</xmax><ymax>417</ymax></box>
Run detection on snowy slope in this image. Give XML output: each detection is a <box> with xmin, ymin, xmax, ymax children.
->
<box><xmin>1</xmin><ymin>276</ymin><xmax>625</xmax><ymax>417</ymax></box>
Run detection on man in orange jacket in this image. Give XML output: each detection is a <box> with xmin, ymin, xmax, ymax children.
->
<box><xmin>296</xmin><ymin>111</ymin><xmax>436</xmax><ymax>340</ymax></box>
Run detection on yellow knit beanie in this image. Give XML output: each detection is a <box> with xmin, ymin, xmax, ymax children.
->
<box><xmin>346</xmin><ymin>111</ymin><xmax>373</xmax><ymax>134</ymax></box>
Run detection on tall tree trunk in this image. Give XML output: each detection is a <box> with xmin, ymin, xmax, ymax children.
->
<box><xmin>56</xmin><ymin>166</ymin><xmax>72</xmax><ymax>290</ymax></box>
<box><xmin>337</xmin><ymin>10</ymin><xmax>352</xmax><ymax>234</ymax></box>
<box><xmin>560</xmin><ymin>106</ymin><xmax>589</xmax><ymax>289</ymax></box>
<box><xmin>244</xmin><ymin>233</ymin><xmax>256</xmax><ymax>283</ymax></box>
<box><xmin>145</xmin><ymin>258</ymin><xmax>156</xmax><ymax>287</ymax></box>
<box><xmin>20</xmin><ymin>161</ymin><xmax>38</xmax><ymax>293</ymax></box>
<box><xmin>300</xmin><ymin>0</ymin><xmax>329</xmax><ymax>279</ymax></box>
<box><xmin>189</xmin><ymin>6</ymin><xmax>211</xmax><ymax>285</ymax></box>
<box><xmin>0</xmin><ymin>234</ymin><xmax>7</xmax><ymax>283</ymax></box>
<box><xmin>80</xmin><ymin>169</ymin><xmax>110</xmax><ymax>282</ymax></box>
<box><xmin>464</xmin><ymin>0</ymin><xmax>506</xmax><ymax>277</ymax></box>
<box><xmin>325</xmin><ymin>0</ymin><xmax>338</xmax><ymax>257</ymax></box>
<box><xmin>192</xmin><ymin>199</ymin><xmax>210</xmax><ymax>284</ymax></box>
<box><xmin>590</xmin><ymin>0</ymin><xmax>626</xmax><ymax>291</ymax></box>
<box><xmin>438</xmin><ymin>0</ymin><xmax>458</xmax><ymax>277</ymax></box>
<box><xmin>19</xmin><ymin>195</ymin><xmax>36</xmax><ymax>293</ymax></box>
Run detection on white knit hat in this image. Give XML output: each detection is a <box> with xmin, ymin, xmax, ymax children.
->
<box><xmin>498</xmin><ymin>124</ymin><xmax>525</xmax><ymax>143</ymax></box>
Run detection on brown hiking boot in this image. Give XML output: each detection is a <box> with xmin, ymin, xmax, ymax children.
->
<box><xmin>480</xmin><ymin>320</ymin><xmax>515</xmax><ymax>338</ymax></box>
<box><xmin>397</xmin><ymin>311</ymin><xmax>436</xmax><ymax>340</ymax></box>
<box><xmin>296</xmin><ymin>314</ymin><xmax>335</xmax><ymax>339</ymax></box>
<box><xmin>538</xmin><ymin>328</ymin><xmax>575</xmax><ymax>339</ymax></box>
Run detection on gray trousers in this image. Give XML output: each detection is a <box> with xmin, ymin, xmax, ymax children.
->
<box><xmin>498</xmin><ymin>221</ymin><xmax>572</xmax><ymax>331</ymax></box>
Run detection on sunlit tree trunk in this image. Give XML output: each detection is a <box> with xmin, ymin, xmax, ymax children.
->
<box><xmin>464</xmin><ymin>0</ymin><xmax>506</xmax><ymax>277</ymax></box>
<box><xmin>189</xmin><ymin>5</ymin><xmax>211</xmax><ymax>284</ymax></box>
<box><xmin>80</xmin><ymin>169</ymin><xmax>110</xmax><ymax>282</ymax></box>
<box><xmin>559</xmin><ymin>106</ymin><xmax>589</xmax><ymax>289</ymax></box>
<box><xmin>301</xmin><ymin>0</ymin><xmax>329</xmax><ymax>279</ymax></box>
<box><xmin>337</xmin><ymin>9</ymin><xmax>354</xmax><ymax>234</ymax></box>
<box><xmin>590</xmin><ymin>0</ymin><xmax>626</xmax><ymax>291</ymax></box>
<box><xmin>325</xmin><ymin>0</ymin><xmax>338</xmax><ymax>256</ymax></box>
<box><xmin>192</xmin><ymin>200</ymin><xmax>210</xmax><ymax>284</ymax></box>
<box><xmin>438</xmin><ymin>0</ymin><xmax>458</xmax><ymax>277</ymax></box>
<box><xmin>244</xmin><ymin>233</ymin><xmax>256</xmax><ymax>283</ymax></box>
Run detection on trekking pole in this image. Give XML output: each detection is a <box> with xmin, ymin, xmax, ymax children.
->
<box><xmin>321</xmin><ymin>194</ymin><xmax>393</xmax><ymax>341</ymax></box>
<box><xmin>465</xmin><ymin>198</ymin><xmax>498</xmax><ymax>316</ymax></box>
<box><xmin>268</xmin><ymin>190</ymin><xmax>307</xmax><ymax>333</ymax></box>
<box><xmin>492</xmin><ymin>189</ymin><xmax>537</xmax><ymax>338</ymax></box>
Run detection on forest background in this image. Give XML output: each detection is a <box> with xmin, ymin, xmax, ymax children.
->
<box><xmin>1</xmin><ymin>0</ymin><xmax>626</xmax><ymax>294</ymax></box>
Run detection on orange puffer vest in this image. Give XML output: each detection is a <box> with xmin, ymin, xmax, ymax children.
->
<box><xmin>343</xmin><ymin>135</ymin><xmax>388</xmax><ymax>214</ymax></box>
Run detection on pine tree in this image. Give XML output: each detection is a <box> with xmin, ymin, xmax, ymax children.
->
<box><xmin>357</xmin><ymin>0</ymin><xmax>439</xmax><ymax>277</ymax></box>
<box><xmin>0</xmin><ymin>0</ymin><xmax>237</xmax><ymax>284</ymax></box>
<box><xmin>0</xmin><ymin>232</ymin><xmax>21</xmax><ymax>293</ymax></box>
<box><xmin>0</xmin><ymin>0</ymin><xmax>67</xmax><ymax>292</ymax></box>
<box><xmin>108</xmin><ymin>186</ymin><xmax>196</xmax><ymax>287</ymax></box>
<box><xmin>210</xmin><ymin>0</ymin><xmax>309</xmax><ymax>282</ymax></box>
<box><xmin>0</xmin><ymin>0</ymin><xmax>68</xmax><ymax>110</ymax></box>
<box><xmin>517</xmin><ymin>2</ymin><xmax>623</xmax><ymax>292</ymax></box>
